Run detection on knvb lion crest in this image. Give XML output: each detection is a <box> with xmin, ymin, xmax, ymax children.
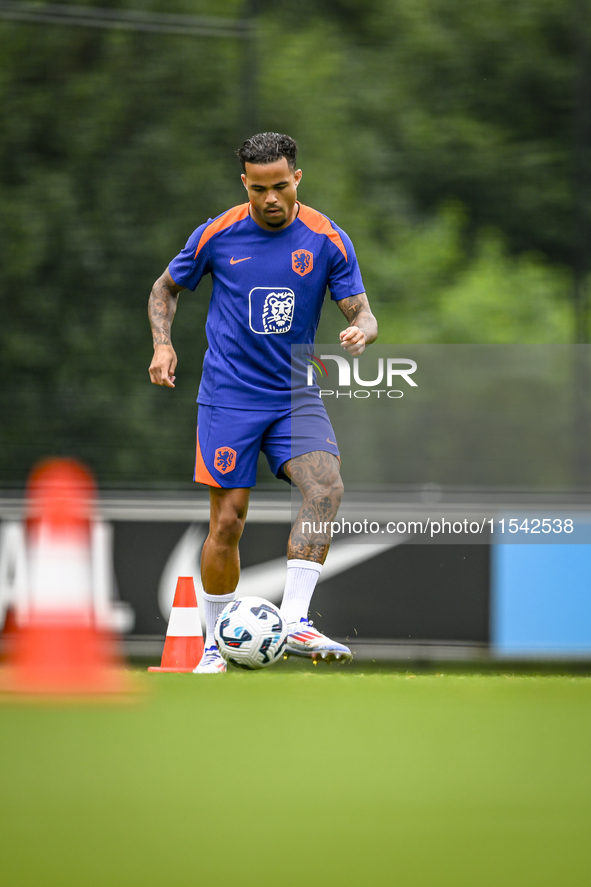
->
<box><xmin>249</xmin><ymin>286</ymin><xmax>295</xmax><ymax>335</ymax></box>
<box><xmin>292</xmin><ymin>249</ymin><xmax>313</xmax><ymax>277</ymax></box>
<box><xmin>262</xmin><ymin>290</ymin><xmax>294</xmax><ymax>333</ymax></box>
<box><xmin>214</xmin><ymin>446</ymin><xmax>237</xmax><ymax>474</ymax></box>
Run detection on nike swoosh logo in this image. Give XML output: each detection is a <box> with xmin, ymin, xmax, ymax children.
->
<box><xmin>327</xmin><ymin>438</ymin><xmax>337</xmax><ymax>445</ymax></box>
<box><xmin>230</xmin><ymin>256</ymin><xmax>251</xmax><ymax>264</ymax></box>
<box><xmin>158</xmin><ymin>523</ymin><xmax>406</xmax><ymax>624</ymax></box>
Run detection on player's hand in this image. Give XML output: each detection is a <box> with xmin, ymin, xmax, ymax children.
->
<box><xmin>340</xmin><ymin>326</ymin><xmax>366</xmax><ymax>356</ymax></box>
<box><xmin>149</xmin><ymin>344</ymin><xmax>177</xmax><ymax>388</ymax></box>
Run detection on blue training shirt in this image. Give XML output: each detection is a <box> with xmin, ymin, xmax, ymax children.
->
<box><xmin>168</xmin><ymin>202</ymin><xmax>365</xmax><ymax>409</ymax></box>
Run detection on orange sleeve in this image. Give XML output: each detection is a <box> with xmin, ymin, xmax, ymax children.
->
<box><xmin>297</xmin><ymin>204</ymin><xmax>348</xmax><ymax>261</ymax></box>
<box><xmin>194</xmin><ymin>204</ymin><xmax>250</xmax><ymax>259</ymax></box>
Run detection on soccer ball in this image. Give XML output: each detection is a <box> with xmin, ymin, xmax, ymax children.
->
<box><xmin>214</xmin><ymin>596</ymin><xmax>288</xmax><ymax>670</ymax></box>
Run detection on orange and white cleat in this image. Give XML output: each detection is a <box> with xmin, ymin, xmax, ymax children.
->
<box><xmin>284</xmin><ymin>619</ymin><xmax>352</xmax><ymax>663</ymax></box>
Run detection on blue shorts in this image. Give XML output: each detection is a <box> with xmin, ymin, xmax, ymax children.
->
<box><xmin>194</xmin><ymin>402</ymin><xmax>340</xmax><ymax>488</ymax></box>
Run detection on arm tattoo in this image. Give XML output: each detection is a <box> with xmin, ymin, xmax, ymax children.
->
<box><xmin>338</xmin><ymin>294</ymin><xmax>365</xmax><ymax>325</ymax></box>
<box><xmin>285</xmin><ymin>451</ymin><xmax>344</xmax><ymax>564</ymax></box>
<box><xmin>337</xmin><ymin>292</ymin><xmax>378</xmax><ymax>344</ymax></box>
<box><xmin>148</xmin><ymin>277</ymin><xmax>179</xmax><ymax>345</ymax></box>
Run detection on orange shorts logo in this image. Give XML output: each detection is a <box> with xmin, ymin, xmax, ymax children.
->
<box><xmin>214</xmin><ymin>447</ymin><xmax>237</xmax><ymax>474</ymax></box>
<box><xmin>292</xmin><ymin>249</ymin><xmax>313</xmax><ymax>276</ymax></box>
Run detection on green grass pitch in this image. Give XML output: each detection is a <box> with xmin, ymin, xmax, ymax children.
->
<box><xmin>1</xmin><ymin>666</ymin><xmax>590</xmax><ymax>886</ymax></box>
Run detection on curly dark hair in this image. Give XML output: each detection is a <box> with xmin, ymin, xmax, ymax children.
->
<box><xmin>237</xmin><ymin>132</ymin><xmax>298</xmax><ymax>171</ymax></box>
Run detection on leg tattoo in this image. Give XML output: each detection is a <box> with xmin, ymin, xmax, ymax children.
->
<box><xmin>284</xmin><ymin>451</ymin><xmax>344</xmax><ymax>564</ymax></box>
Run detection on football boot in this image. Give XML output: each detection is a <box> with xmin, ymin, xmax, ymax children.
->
<box><xmin>284</xmin><ymin>619</ymin><xmax>352</xmax><ymax>663</ymax></box>
<box><xmin>193</xmin><ymin>644</ymin><xmax>227</xmax><ymax>674</ymax></box>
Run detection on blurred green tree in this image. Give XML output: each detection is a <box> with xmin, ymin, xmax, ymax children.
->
<box><xmin>0</xmin><ymin>0</ymin><xmax>585</xmax><ymax>484</ymax></box>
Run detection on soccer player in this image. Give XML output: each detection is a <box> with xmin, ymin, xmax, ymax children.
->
<box><xmin>148</xmin><ymin>132</ymin><xmax>377</xmax><ymax>673</ymax></box>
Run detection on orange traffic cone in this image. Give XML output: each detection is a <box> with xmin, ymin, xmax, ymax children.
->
<box><xmin>1</xmin><ymin>458</ymin><xmax>125</xmax><ymax>695</ymax></box>
<box><xmin>148</xmin><ymin>577</ymin><xmax>204</xmax><ymax>673</ymax></box>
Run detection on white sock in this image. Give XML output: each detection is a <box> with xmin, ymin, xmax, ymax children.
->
<box><xmin>202</xmin><ymin>591</ymin><xmax>235</xmax><ymax>649</ymax></box>
<box><xmin>280</xmin><ymin>560</ymin><xmax>323</xmax><ymax>626</ymax></box>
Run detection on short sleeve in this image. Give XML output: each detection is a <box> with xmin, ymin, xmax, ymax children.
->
<box><xmin>327</xmin><ymin>225</ymin><xmax>365</xmax><ymax>301</ymax></box>
<box><xmin>168</xmin><ymin>221</ymin><xmax>212</xmax><ymax>291</ymax></box>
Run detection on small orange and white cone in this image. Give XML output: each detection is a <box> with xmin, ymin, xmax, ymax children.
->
<box><xmin>148</xmin><ymin>577</ymin><xmax>204</xmax><ymax>673</ymax></box>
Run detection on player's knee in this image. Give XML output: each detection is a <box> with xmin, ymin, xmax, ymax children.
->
<box><xmin>210</xmin><ymin>508</ymin><xmax>246</xmax><ymax>547</ymax></box>
<box><xmin>326</xmin><ymin>460</ymin><xmax>344</xmax><ymax>496</ymax></box>
<box><xmin>317</xmin><ymin>469</ymin><xmax>344</xmax><ymax>508</ymax></box>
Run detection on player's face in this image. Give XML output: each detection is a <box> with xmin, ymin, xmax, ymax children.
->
<box><xmin>241</xmin><ymin>158</ymin><xmax>302</xmax><ymax>230</ymax></box>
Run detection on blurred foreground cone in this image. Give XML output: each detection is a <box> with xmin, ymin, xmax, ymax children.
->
<box><xmin>0</xmin><ymin>606</ymin><xmax>18</xmax><ymax>663</ymax></box>
<box><xmin>2</xmin><ymin>458</ymin><xmax>125</xmax><ymax>695</ymax></box>
<box><xmin>148</xmin><ymin>577</ymin><xmax>204</xmax><ymax>673</ymax></box>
